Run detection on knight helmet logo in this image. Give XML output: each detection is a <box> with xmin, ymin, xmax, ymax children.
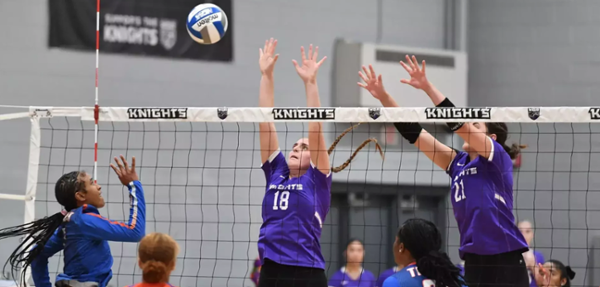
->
<box><xmin>369</xmin><ymin>108</ymin><xmax>381</xmax><ymax>120</ymax></box>
<box><xmin>528</xmin><ymin>108</ymin><xmax>540</xmax><ymax>120</ymax></box>
<box><xmin>217</xmin><ymin>107</ymin><xmax>228</xmax><ymax>120</ymax></box>
<box><xmin>159</xmin><ymin>19</ymin><xmax>177</xmax><ymax>51</ymax></box>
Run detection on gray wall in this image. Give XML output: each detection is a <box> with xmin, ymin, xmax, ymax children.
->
<box><xmin>469</xmin><ymin>0</ymin><xmax>600</xmax><ymax>286</ymax></box>
<box><xmin>0</xmin><ymin>0</ymin><xmax>449</xmax><ymax>286</ymax></box>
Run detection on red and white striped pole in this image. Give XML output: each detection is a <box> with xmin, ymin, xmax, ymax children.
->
<box><xmin>93</xmin><ymin>0</ymin><xmax>100</xmax><ymax>184</ymax></box>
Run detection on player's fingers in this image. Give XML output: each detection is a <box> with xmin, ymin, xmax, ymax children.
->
<box><xmin>308</xmin><ymin>44</ymin><xmax>313</xmax><ymax>60</ymax></box>
<box><xmin>357</xmin><ymin>82</ymin><xmax>367</xmax><ymax>88</ymax></box>
<box><xmin>131</xmin><ymin>156</ymin><xmax>136</xmax><ymax>171</ymax></box>
<box><xmin>412</xmin><ymin>55</ymin><xmax>420</xmax><ymax>70</ymax></box>
<box><xmin>300</xmin><ymin>46</ymin><xmax>306</xmax><ymax>62</ymax></box>
<box><xmin>369</xmin><ymin>65</ymin><xmax>376</xmax><ymax>79</ymax></box>
<box><xmin>362</xmin><ymin>66</ymin><xmax>371</xmax><ymax>79</ymax></box>
<box><xmin>259</xmin><ymin>48</ymin><xmax>263</xmax><ymax>57</ymax></box>
<box><xmin>313</xmin><ymin>46</ymin><xmax>319</xmax><ymax>62</ymax></box>
<box><xmin>400</xmin><ymin>79</ymin><xmax>410</xmax><ymax>84</ymax></box>
<box><xmin>317</xmin><ymin>56</ymin><xmax>326</xmax><ymax>67</ymax></box>
<box><xmin>110</xmin><ymin>164</ymin><xmax>121</xmax><ymax>176</ymax></box>
<box><xmin>270</xmin><ymin>39</ymin><xmax>278</xmax><ymax>54</ymax></box>
<box><xmin>263</xmin><ymin>39</ymin><xmax>268</xmax><ymax>53</ymax></box>
<box><xmin>358</xmin><ymin>71</ymin><xmax>368</xmax><ymax>83</ymax></box>
<box><xmin>292</xmin><ymin>60</ymin><xmax>299</xmax><ymax>69</ymax></box>
<box><xmin>120</xmin><ymin>155</ymin><xmax>129</xmax><ymax>171</ymax></box>
<box><xmin>422</xmin><ymin>60</ymin><xmax>426</xmax><ymax>73</ymax></box>
<box><xmin>399</xmin><ymin>61</ymin><xmax>411</xmax><ymax>73</ymax></box>
<box><xmin>114</xmin><ymin>156</ymin><xmax>124</xmax><ymax>169</ymax></box>
<box><xmin>378</xmin><ymin>74</ymin><xmax>383</xmax><ymax>83</ymax></box>
<box><xmin>406</xmin><ymin>55</ymin><xmax>416</xmax><ymax>71</ymax></box>
<box><xmin>272</xmin><ymin>54</ymin><xmax>279</xmax><ymax>63</ymax></box>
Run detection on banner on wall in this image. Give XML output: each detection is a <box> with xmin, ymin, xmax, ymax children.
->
<box><xmin>48</xmin><ymin>0</ymin><xmax>233</xmax><ymax>62</ymax></box>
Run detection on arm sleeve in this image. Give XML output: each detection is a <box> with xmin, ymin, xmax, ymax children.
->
<box><xmin>382</xmin><ymin>276</ymin><xmax>400</xmax><ymax>287</ymax></box>
<box><xmin>79</xmin><ymin>181</ymin><xmax>146</xmax><ymax>242</ymax></box>
<box><xmin>261</xmin><ymin>150</ymin><xmax>288</xmax><ymax>181</ymax></box>
<box><xmin>30</xmin><ymin>229</ymin><xmax>64</xmax><ymax>287</ymax></box>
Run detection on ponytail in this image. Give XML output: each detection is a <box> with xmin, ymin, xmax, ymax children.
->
<box><xmin>1</xmin><ymin>212</ymin><xmax>65</xmax><ymax>284</ymax></box>
<box><xmin>327</xmin><ymin>123</ymin><xmax>385</xmax><ymax>173</ymax></box>
<box><xmin>141</xmin><ymin>260</ymin><xmax>169</xmax><ymax>283</ymax></box>
<box><xmin>416</xmin><ymin>250</ymin><xmax>464</xmax><ymax>287</ymax></box>
<box><xmin>504</xmin><ymin>143</ymin><xmax>527</xmax><ymax>160</ymax></box>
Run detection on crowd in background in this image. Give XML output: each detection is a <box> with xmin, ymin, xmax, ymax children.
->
<box><xmin>249</xmin><ymin>219</ymin><xmax>575</xmax><ymax>287</ymax></box>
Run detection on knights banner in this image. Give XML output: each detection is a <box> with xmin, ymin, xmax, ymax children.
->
<box><xmin>48</xmin><ymin>0</ymin><xmax>233</xmax><ymax>62</ymax></box>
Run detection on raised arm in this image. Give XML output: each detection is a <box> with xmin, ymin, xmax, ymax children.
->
<box><xmin>79</xmin><ymin>156</ymin><xmax>146</xmax><ymax>242</ymax></box>
<box><xmin>358</xmin><ymin>65</ymin><xmax>456</xmax><ymax>171</ymax></box>
<box><xmin>259</xmin><ymin>38</ymin><xmax>280</xmax><ymax>163</ymax></box>
<box><xmin>400</xmin><ymin>55</ymin><xmax>491</xmax><ymax>159</ymax></box>
<box><xmin>293</xmin><ymin>45</ymin><xmax>330</xmax><ymax>174</ymax></box>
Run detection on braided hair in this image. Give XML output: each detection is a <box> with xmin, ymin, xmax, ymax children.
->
<box><xmin>327</xmin><ymin>123</ymin><xmax>385</xmax><ymax>173</ymax></box>
<box><xmin>0</xmin><ymin>171</ymin><xmax>86</xmax><ymax>284</ymax></box>
<box><xmin>397</xmin><ymin>218</ymin><xmax>464</xmax><ymax>287</ymax></box>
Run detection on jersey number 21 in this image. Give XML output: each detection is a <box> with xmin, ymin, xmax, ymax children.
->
<box><xmin>453</xmin><ymin>179</ymin><xmax>466</xmax><ymax>202</ymax></box>
<box><xmin>273</xmin><ymin>191</ymin><xmax>289</xmax><ymax>210</ymax></box>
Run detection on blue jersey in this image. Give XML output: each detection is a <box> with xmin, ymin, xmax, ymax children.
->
<box><xmin>258</xmin><ymin>150</ymin><xmax>332</xmax><ymax>269</ymax></box>
<box><xmin>376</xmin><ymin>267</ymin><xmax>400</xmax><ymax>287</ymax></box>
<box><xmin>329</xmin><ymin>267</ymin><xmax>376</xmax><ymax>287</ymax></box>
<box><xmin>447</xmin><ymin>138</ymin><xmax>528</xmax><ymax>258</ymax></box>
<box><xmin>382</xmin><ymin>263</ymin><xmax>432</xmax><ymax>287</ymax></box>
<box><xmin>31</xmin><ymin>181</ymin><xmax>146</xmax><ymax>287</ymax></box>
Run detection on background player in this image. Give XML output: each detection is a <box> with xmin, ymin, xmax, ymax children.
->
<box><xmin>358</xmin><ymin>57</ymin><xmax>530</xmax><ymax>287</ymax></box>
<box><xmin>375</xmin><ymin>264</ymin><xmax>403</xmax><ymax>287</ymax></box>
<box><xmin>534</xmin><ymin>260</ymin><xmax>575</xmax><ymax>287</ymax></box>
<box><xmin>0</xmin><ymin>156</ymin><xmax>144</xmax><ymax>287</ymax></box>
<box><xmin>519</xmin><ymin>220</ymin><xmax>546</xmax><ymax>287</ymax></box>
<box><xmin>127</xmin><ymin>232</ymin><xmax>180</xmax><ymax>287</ymax></box>
<box><xmin>257</xmin><ymin>38</ymin><xmax>382</xmax><ymax>287</ymax></box>
<box><xmin>328</xmin><ymin>239</ymin><xmax>376</xmax><ymax>287</ymax></box>
<box><xmin>382</xmin><ymin>218</ymin><xmax>463</xmax><ymax>287</ymax></box>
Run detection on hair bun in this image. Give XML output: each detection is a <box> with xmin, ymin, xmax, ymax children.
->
<box><xmin>566</xmin><ymin>266</ymin><xmax>576</xmax><ymax>280</ymax></box>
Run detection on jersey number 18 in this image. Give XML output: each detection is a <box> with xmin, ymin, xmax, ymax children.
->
<box><xmin>273</xmin><ymin>191</ymin><xmax>289</xmax><ymax>210</ymax></box>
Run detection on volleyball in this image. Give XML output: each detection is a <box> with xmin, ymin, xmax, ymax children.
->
<box><xmin>186</xmin><ymin>3</ymin><xmax>228</xmax><ymax>45</ymax></box>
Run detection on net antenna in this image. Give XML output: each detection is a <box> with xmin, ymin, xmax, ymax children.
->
<box><xmin>93</xmin><ymin>0</ymin><xmax>100</xmax><ymax>184</ymax></box>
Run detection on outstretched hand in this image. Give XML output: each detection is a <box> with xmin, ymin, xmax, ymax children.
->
<box><xmin>110</xmin><ymin>155</ymin><xmax>138</xmax><ymax>186</ymax></box>
<box><xmin>259</xmin><ymin>38</ymin><xmax>279</xmax><ymax>76</ymax></box>
<box><xmin>292</xmin><ymin>45</ymin><xmax>326</xmax><ymax>83</ymax></box>
<box><xmin>400</xmin><ymin>55</ymin><xmax>430</xmax><ymax>90</ymax></box>
<box><xmin>358</xmin><ymin>65</ymin><xmax>387</xmax><ymax>100</ymax></box>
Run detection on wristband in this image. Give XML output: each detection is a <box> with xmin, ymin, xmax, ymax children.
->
<box><xmin>393</xmin><ymin>123</ymin><xmax>423</xmax><ymax>144</ymax></box>
<box><xmin>436</xmin><ymin>98</ymin><xmax>464</xmax><ymax>131</ymax></box>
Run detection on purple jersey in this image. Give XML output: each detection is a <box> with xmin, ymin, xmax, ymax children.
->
<box><xmin>447</xmin><ymin>137</ymin><xmax>528</xmax><ymax>259</ymax></box>
<box><xmin>329</xmin><ymin>267</ymin><xmax>376</xmax><ymax>287</ymax></box>
<box><xmin>528</xmin><ymin>250</ymin><xmax>545</xmax><ymax>287</ymax></box>
<box><xmin>375</xmin><ymin>267</ymin><xmax>400</xmax><ymax>287</ymax></box>
<box><xmin>258</xmin><ymin>150</ymin><xmax>332</xmax><ymax>269</ymax></box>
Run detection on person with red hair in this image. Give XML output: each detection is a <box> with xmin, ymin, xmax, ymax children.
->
<box><xmin>126</xmin><ymin>233</ymin><xmax>180</xmax><ymax>287</ymax></box>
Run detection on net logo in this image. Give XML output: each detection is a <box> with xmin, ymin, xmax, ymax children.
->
<box><xmin>127</xmin><ymin>108</ymin><xmax>188</xmax><ymax>119</ymax></box>
<box><xmin>272</xmin><ymin>108</ymin><xmax>336</xmax><ymax>120</ymax></box>
<box><xmin>425</xmin><ymin>108</ymin><xmax>491</xmax><ymax>119</ymax></box>
<box><xmin>589</xmin><ymin>108</ymin><xmax>600</xmax><ymax>119</ymax></box>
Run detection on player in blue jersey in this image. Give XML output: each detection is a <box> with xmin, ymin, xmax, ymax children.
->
<box><xmin>382</xmin><ymin>218</ymin><xmax>463</xmax><ymax>287</ymax></box>
<box><xmin>329</xmin><ymin>239</ymin><xmax>376</xmax><ymax>287</ymax></box>
<box><xmin>359</xmin><ymin>57</ymin><xmax>530</xmax><ymax>287</ymax></box>
<box><xmin>257</xmin><ymin>38</ymin><xmax>383</xmax><ymax>287</ymax></box>
<box><xmin>0</xmin><ymin>156</ymin><xmax>145</xmax><ymax>287</ymax></box>
<box><xmin>375</xmin><ymin>265</ymin><xmax>402</xmax><ymax>287</ymax></box>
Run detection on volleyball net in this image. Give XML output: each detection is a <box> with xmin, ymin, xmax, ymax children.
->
<box><xmin>0</xmin><ymin>106</ymin><xmax>599</xmax><ymax>287</ymax></box>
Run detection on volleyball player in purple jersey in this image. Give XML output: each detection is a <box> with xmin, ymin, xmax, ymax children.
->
<box><xmin>358</xmin><ymin>56</ymin><xmax>529</xmax><ymax>287</ymax></box>
<box><xmin>257</xmin><ymin>38</ymin><xmax>383</xmax><ymax>287</ymax></box>
<box><xmin>375</xmin><ymin>265</ymin><xmax>402</xmax><ymax>287</ymax></box>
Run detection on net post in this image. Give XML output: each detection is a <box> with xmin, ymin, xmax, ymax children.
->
<box><xmin>22</xmin><ymin>115</ymin><xmax>41</xmax><ymax>287</ymax></box>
